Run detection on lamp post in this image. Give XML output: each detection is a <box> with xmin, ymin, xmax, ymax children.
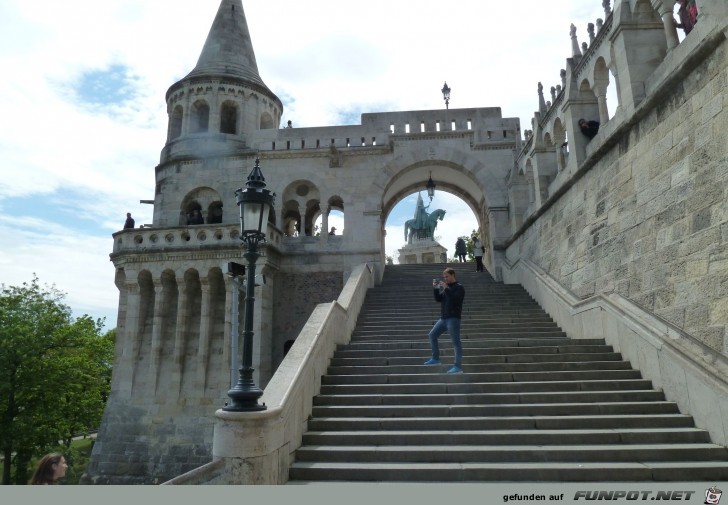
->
<box><xmin>426</xmin><ymin>171</ymin><xmax>436</xmax><ymax>202</ymax></box>
<box><xmin>441</xmin><ymin>81</ymin><xmax>451</xmax><ymax>110</ymax></box>
<box><xmin>223</xmin><ymin>158</ymin><xmax>274</xmax><ymax>412</ymax></box>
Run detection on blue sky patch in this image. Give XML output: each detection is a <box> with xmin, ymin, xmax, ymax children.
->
<box><xmin>75</xmin><ymin>64</ymin><xmax>137</xmax><ymax>106</ymax></box>
<box><xmin>1</xmin><ymin>191</ymin><xmax>110</xmax><ymax>235</ymax></box>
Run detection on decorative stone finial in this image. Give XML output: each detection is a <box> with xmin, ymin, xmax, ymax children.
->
<box><xmin>538</xmin><ymin>82</ymin><xmax>547</xmax><ymax>114</ymax></box>
<box><xmin>550</xmin><ymin>86</ymin><xmax>557</xmax><ymax>102</ymax></box>
<box><xmin>560</xmin><ymin>69</ymin><xmax>567</xmax><ymax>88</ymax></box>
<box><xmin>588</xmin><ymin>22</ymin><xmax>595</xmax><ymax>42</ymax></box>
<box><xmin>602</xmin><ymin>0</ymin><xmax>611</xmax><ymax>17</ymax></box>
<box><xmin>582</xmin><ymin>42</ymin><xmax>588</xmax><ymax>54</ymax></box>
<box><xmin>556</xmin><ymin>84</ymin><xmax>562</xmax><ymax>94</ymax></box>
<box><xmin>570</xmin><ymin>23</ymin><xmax>582</xmax><ymax>58</ymax></box>
<box><xmin>596</xmin><ymin>18</ymin><xmax>604</xmax><ymax>31</ymax></box>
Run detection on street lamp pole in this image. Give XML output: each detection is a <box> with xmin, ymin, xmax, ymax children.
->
<box><xmin>441</xmin><ymin>81</ymin><xmax>451</xmax><ymax>110</ymax></box>
<box><xmin>224</xmin><ymin>158</ymin><xmax>274</xmax><ymax>412</ymax></box>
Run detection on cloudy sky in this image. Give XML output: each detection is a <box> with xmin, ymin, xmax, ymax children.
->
<box><xmin>0</xmin><ymin>0</ymin><xmax>635</xmax><ymax>329</ymax></box>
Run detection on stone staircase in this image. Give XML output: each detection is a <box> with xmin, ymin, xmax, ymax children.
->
<box><xmin>288</xmin><ymin>263</ymin><xmax>728</xmax><ymax>482</ymax></box>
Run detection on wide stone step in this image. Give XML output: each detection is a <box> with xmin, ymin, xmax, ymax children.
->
<box><xmin>329</xmin><ymin>354</ymin><xmax>625</xmax><ymax>368</ymax></box>
<box><xmin>288</xmin><ymin>460</ymin><xmax>728</xmax><ymax>482</ymax></box>
<box><xmin>312</xmin><ymin>390</ymin><xmax>667</xmax><ymax>406</ymax></box>
<box><xmin>341</xmin><ymin>339</ymin><xmax>607</xmax><ymax>351</ymax></box>
<box><xmin>300</xmin><ymin>428</ymin><xmax>711</xmax><ymax>446</ymax></box>
<box><xmin>353</xmin><ymin>326</ymin><xmax>561</xmax><ymax>337</ymax></box>
<box><xmin>294</xmin><ymin>443</ymin><xmax>728</xmax><ymax>463</ymax></box>
<box><xmin>319</xmin><ymin>379</ymin><xmax>650</xmax><ymax>395</ymax></box>
<box><xmin>306</xmin><ymin>414</ymin><xmax>696</xmax><ymax>431</ymax></box>
<box><xmin>326</xmin><ymin>360</ymin><xmax>633</xmax><ymax>376</ymax></box>
<box><xmin>333</xmin><ymin>346</ymin><xmax>619</xmax><ymax>359</ymax></box>
<box><xmin>310</xmin><ymin>401</ymin><xmax>682</xmax><ymax>418</ymax></box>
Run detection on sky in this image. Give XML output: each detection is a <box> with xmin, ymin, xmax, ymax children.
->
<box><xmin>0</xmin><ymin>0</ymin><xmax>633</xmax><ymax>329</ymax></box>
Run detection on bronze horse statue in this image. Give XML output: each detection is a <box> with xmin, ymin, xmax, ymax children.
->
<box><xmin>404</xmin><ymin>208</ymin><xmax>446</xmax><ymax>243</ymax></box>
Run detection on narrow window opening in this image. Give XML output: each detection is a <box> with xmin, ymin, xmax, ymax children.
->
<box><xmin>372</xmin><ymin>137</ymin><xmax>376</xmax><ymax>146</ymax></box>
<box><xmin>361</xmin><ymin>137</ymin><xmax>365</xmax><ymax>146</ymax></box>
<box><xmin>346</xmin><ymin>138</ymin><xmax>350</xmax><ymax>147</ymax></box>
<box><xmin>316</xmin><ymin>139</ymin><xmax>320</xmax><ymax>148</ymax></box>
<box><xmin>467</xmin><ymin>119</ymin><xmax>472</xmax><ymax>130</ymax></box>
<box><xmin>301</xmin><ymin>140</ymin><xmax>305</xmax><ymax>149</ymax></box>
<box><xmin>390</xmin><ymin>123</ymin><xmax>394</xmax><ymax>133</ymax></box>
<box><xmin>503</xmin><ymin>130</ymin><xmax>507</xmax><ymax>138</ymax></box>
<box><xmin>286</xmin><ymin>140</ymin><xmax>290</xmax><ymax>150</ymax></box>
<box><xmin>487</xmin><ymin>131</ymin><xmax>492</xmax><ymax>139</ymax></box>
<box><xmin>451</xmin><ymin>120</ymin><xmax>456</xmax><ymax>131</ymax></box>
<box><xmin>420</xmin><ymin>121</ymin><xmax>425</xmax><ymax>132</ymax></box>
<box><xmin>272</xmin><ymin>141</ymin><xmax>276</xmax><ymax>150</ymax></box>
<box><xmin>436</xmin><ymin>120</ymin><xmax>441</xmax><ymax>132</ymax></box>
<box><xmin>405</xmin><ymin>123</ymin><xmax>410</xmax><ymax>134</ymax></box>
<box><xmin>331</xmin><ymin>138</ymin><xmax>335</xmax><ymax>145</ymax></box>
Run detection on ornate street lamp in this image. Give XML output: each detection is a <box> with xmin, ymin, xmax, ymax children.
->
<box><xmin>441</xmin><ymin>82</ymin><xmax>451</xmax><ymax>110</ymax></box>
<box><xmin>224</xmin><ymin>158</ymin><xmax>274</xmax><ymax>412</ymax></box>
<box><xmin>426</xmin><ymin>171</ymin><xmax>436</xmax><ymax>202</ymax></box>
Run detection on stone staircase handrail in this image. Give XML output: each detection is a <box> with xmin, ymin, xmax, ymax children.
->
<box><xmin>503</xmin><ymin>256</ymin><xmax>728</xmax><ymax>446</ymax></box>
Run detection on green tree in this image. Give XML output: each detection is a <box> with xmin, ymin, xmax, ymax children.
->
<box><xmin>0</xmin><ymin>276</ymin><xmax>113</xmax><ymax>484</ymax></box>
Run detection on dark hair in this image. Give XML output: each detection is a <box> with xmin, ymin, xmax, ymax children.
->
<box><xmin>29</xmin><ymin>453</ymin><xmax>64</xmax><ymax>485</ymax></box>
<box><xmin>443</xmin><ymin>267</ymin><xmax>456</xmax><ymax>276</ymax></box>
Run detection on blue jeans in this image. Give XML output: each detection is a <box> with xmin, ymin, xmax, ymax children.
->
<box><xmin>428</xmin><ymin>317</ymin><xmax>462</xmax><ymax>366</ymax></box>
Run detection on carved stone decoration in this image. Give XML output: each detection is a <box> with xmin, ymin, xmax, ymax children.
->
<box><xmin>588</xmin><ymin>22</ymin><xmax>595</xmax><ymax>42</ymax></box>
<box><xmin>570</xmin><ymin>23</ymin><xmax>582</xmax><ymax>59</ymax></box>
<box><xmin>602</xmin><ymin>0</ymin><xmax>611</xmax><ymax>18</ymax></box>
<box><xmin>560</xmin><ymin>69</ymin><xmax>567</xmax><ymax>88</ymax></box>
<box><xmin>538</xmin><ymin>82</ymin><xmax>547</xmax><ymax>114</ymax></box>
<box><xmin>328</xmin><ymin>144</ymin><xmax>341</xmax><ymax>168</ymax></box>
<box><xmin>596</xmin><ymin>18</ymin><xmax>604</xmax><ymax>32</ymax></box>
<box><xmin>550</xmin><ymin>86</ymin><xmax>557</xmax><ymax>102</ymax></box>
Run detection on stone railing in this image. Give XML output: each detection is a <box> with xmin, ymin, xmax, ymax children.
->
<box><xmin>111</xmin><ymin>223</ymin><xmax>284</xmax><ymax>256</ymax></box>
<box><xmin>163</xmin><ymin>262</ymin><xmax>375</xmax><ymax>484</ymax></box>
<box><xmin>502</xmin><ymin>258</ymin><xmax>728</xmax><ymax>447</ymax></box>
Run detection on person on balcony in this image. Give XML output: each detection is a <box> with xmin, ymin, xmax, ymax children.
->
<box><xmin>578</xmin><ymin>118</ymin><xmax>600</xmax><ymax>140</ymax></box>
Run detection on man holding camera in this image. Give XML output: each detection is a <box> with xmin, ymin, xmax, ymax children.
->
<box><xmin>424</xmin><ymin>267</ymin><xmax>465</xmax><ymax>374</ymax></box>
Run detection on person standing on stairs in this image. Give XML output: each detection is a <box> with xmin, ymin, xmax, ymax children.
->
<box><xmin>424</xmin><ymin>267</ymin><xmax>465</xmax><ymax>374</ymax></box>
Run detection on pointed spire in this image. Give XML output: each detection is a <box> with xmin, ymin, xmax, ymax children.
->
<box><xmin>185</xmin><ymin>0</ymin><xmax>270</xmax><ymax>91</ymax></box>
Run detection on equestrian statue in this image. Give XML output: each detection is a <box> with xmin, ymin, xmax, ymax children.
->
<box><xmin>403</xmin><ymin>193</ymin><xmax>446</xmax><ymax>244</ymax></box>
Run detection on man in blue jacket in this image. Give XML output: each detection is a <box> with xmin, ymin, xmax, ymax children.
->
<box><xmin>424</xmin><ymin>267</ymin><xmax>465</xmax><ymax>373</ymax></box>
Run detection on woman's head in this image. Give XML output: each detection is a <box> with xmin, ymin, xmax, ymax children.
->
<box><xmin>29</xmin><ymin>453</ymin><xmax>67</xmax><ymax>484</ymax></box>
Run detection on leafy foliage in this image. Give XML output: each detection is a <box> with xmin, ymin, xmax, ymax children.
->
<box><xmin>0</xmin><ymin>276</ymin><xmax>114</xmax><ymax>484</ymax></box>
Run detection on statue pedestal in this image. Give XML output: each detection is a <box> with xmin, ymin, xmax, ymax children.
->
<box><xmin>397</xmin><ymin>239</ymin><xmax>448</xmax><ymax>264</ymax></box>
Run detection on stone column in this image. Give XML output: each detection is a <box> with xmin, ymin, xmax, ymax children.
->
<box><xmin>594</xmin><ymin>82</ymin><xmax>610</xmax><ymax>124</ymax></box>
<box><xmin>118</xmin><ymin>281</ymin><xmax>141</xmax><ymax>398</ymax></box>
<box><xmin>321</xmin><ymin>207</ymin><xmax>329</xmax><ymax>242</ymax></box>
<box><xmin>652</xmin><ymin>0</ymin><xmax>680</xmax><ymax>50</ymax></box>
<box><xmin>150</xmin><ymin>279</ymin><xmax>165</xmax><ymax>393</ymax></box>
<box><xmin>171</xmin><ymin>278</ymin><xmax>189</xmax><ymax>395</ymax></box>
<box><xmin>223</xmin><ymin>275</ymin><xmax>236</xmax><ymax>390</ymax></box>
<box><xmin>197</xmin><ymin>279</ymin><xmax>212</xmax><ymax>390</ymax></box>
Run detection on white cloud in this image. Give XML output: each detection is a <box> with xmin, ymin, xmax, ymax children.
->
<box><xmin>0</xmin><ymin>0</ymin><xmax>612</xmax><ymax>325</ymax></box>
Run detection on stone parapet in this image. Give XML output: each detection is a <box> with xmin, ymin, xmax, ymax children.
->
<box><xmin>503</xmin><ymin>258</ymin><xmax>728</xmax><ymax>446</ymax></box>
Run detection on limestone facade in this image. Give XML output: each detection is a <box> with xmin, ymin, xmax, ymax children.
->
<box><xmin>83</xmin><ymin>0</ymin><xmax>728</xmax><ymax>484</ymax></box>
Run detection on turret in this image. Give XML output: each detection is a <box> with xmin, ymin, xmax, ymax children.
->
<box><xmin>160</xmin><ymin>0</ymin><xmax>282</xmax><ymax>163</ymax></box>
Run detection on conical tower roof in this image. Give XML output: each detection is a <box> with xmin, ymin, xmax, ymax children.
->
<box><xmin>182</xmin><ymin>0</ymin><xmax>272</xmax><ymax>93</ymax></box>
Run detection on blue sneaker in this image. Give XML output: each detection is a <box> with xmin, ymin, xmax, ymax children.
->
<box><xmin>447</xmin><ymin>366</ymin><xmax>463</xmax><ymax>374</ymax></box>
<box><xmin>424</xmin><ymin>358</ymin><xmax>441</xmax><ymax>365</ymax></box>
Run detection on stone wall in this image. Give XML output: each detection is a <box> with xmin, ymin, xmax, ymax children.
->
<box><xmin>507</xmin><ymin>35</ymin><xmax>728</xmax><ymax>354</ymax></box>
<box><xmin>272</xmin><ymin>271</ymin><xmax>343</xmax><ymax>369</ymax></box>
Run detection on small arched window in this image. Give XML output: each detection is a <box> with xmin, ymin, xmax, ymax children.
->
<box><xmin>170</xmin><ymin>105</ymin><xmax>183</xmax><ymax>140</ymax></box>
<box><xmin>220</xmin><ymin>102</ymin><xmax>238</xmax><ymax>134</ymax></box>
<box><xmin>191</xmin><ymin>101</ymin><xmax>210</xmax><ymax>133</ymax></box>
